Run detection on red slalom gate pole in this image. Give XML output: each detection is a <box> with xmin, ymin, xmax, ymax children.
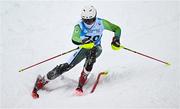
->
<box><xmin>91</xmin><ymin>72</ymin><xmax>108</xmax><ymax>93</ymax></box>
<box><xmin>19</xmin><ymin>47</ymin><xmax>79</xmax><ymax>72</ymax></box>
<box><xmin>121</xmin><ymin>46</ymin><xmax>171</xmax><ymax>66</ymax></box>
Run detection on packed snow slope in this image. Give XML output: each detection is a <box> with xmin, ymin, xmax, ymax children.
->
<box><xmin>1</xmin><ymin>1</ymin><xmax>180</xmax><ymax>109</ymax></box>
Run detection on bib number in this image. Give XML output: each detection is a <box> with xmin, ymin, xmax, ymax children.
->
<box><xmin>85</xmin><ymin>35</ymin><xmax>101</xmax><ymax>42</ymax></box>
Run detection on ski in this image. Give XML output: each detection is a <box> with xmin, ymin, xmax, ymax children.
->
<box><xmin>31</xmin><ymin>75</ymin><xmax>41</xmax><ymax>99</ymax></box>
<box><xmin>31</xmin><ymin>72</ymin><xmax>108</xmax><ymax>98</ymax></box>
<box><xmin>90</xmin><ymin>72</ymin><xmax>108</xmax><ymax>93</ymax></box>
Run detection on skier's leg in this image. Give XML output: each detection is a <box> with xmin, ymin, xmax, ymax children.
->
<box><xmin>46</xmin><ymin>48</ymin><xmax>89</xmax><ymax>80</ymax></box>
<box><xmin>33</xmin><ymin>48</ymin><xmax>88</xmax><ymax>92</ymax></box>
<box><xmin>77</xmin><ymin>46</ymin><xmax>102</xmax><ymax>90</ymax></box>
<box><xmin>46</xmin><ymin>63</ymin><xmax>70</xmax><ymax>80</ymax></box>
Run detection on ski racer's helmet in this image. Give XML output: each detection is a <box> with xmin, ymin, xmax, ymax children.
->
<box><xmin>81</xmin><ymin>5</ymin><xmax>97</xmax><ymax>25</ymax></box>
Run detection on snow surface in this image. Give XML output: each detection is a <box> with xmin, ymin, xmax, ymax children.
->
<box><xmin>1</xmin><ymin>1</ymin><xmax>180</xmax><ymax>109</ymax></box>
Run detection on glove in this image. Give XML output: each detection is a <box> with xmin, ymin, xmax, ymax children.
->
<box><xmin>80</xmin><ymin>38</ymin><xmax>94</xmax><ymax>49</ymax></box>
<box><xmin>111</xmin><ymin>37</ymin><xmax>121</xmax><ymax>50</ymax></box>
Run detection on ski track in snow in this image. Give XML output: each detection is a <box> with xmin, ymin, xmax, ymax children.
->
<box><xmin>1</xmin><ymin>1</ymin><xmax>180</xmax><ymax>109</ymax></box>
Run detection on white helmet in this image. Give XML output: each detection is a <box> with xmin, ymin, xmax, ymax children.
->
<box><xmin>81</xmin><ymin>5</ymin><xmax>97</xmax><ymax>20</ymax></box>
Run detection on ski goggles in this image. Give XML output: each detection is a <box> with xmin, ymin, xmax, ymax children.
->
<box><xmin>82</xmin><ymin>17</ymin><xmax>96</xmax><ymax>25</ymax></box>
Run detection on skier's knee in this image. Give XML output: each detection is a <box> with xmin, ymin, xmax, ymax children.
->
<box><xmin>84</xmin><ymin>59</ymin><xmax>95</xmax><ymax>72</ymax></box>
<box><xmin>85</xmin><ymin>64</ymin><xmax>93</xmax><ymax>72</ymax></box>
<box><xmin>47</xmin><ymin>63</ymin><xmax>70</xmax><ymax>80</ymax></box>
<box><xmin>84</xmin><ymin>57</ymin><xmax>96</xmax><ymax>72</ymax></box>
<box><xmin>87</xmin><ymin>54</ymin><xmax>96</xmax><ymax>65</ymax></box>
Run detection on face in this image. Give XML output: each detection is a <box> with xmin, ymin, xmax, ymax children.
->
<box><xmin>82</xmin><ymin>17</ymin><xmax>96</xmax><ymax>25</ymax></box>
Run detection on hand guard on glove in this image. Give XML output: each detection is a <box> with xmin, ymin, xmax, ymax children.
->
<box><xmin>80</xmin><ymin>38</ymin><xmax>94</xmax><ymax>49</ymax></box>
<box><xmin>111</xmin><ymin>37</ymin><xmax>121</xmax><ymax>50</ymax></box>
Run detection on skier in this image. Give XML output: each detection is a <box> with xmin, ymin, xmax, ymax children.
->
<box><xmin>32</xmin><ymin>5</ymin><xmax>121</xmax><ymax>97</ymax></box>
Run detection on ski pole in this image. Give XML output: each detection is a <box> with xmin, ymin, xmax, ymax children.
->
<box><xmin>19</xmin><ymin>47</ymin><xmax>79</xmax><ymax>72</ymax></box>
<box><xmin>120</xmin><ymin>46</ymin><xmax>171</xmax><ymax>66</ymax></box>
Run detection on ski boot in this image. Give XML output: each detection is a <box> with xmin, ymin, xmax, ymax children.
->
<box><xmin>74</xmin><ymin>69</ymin><xmax>89</xmax><ymax>96</ymax></box>
<box><xmin>32</xmin><ymin>75</ymin><xmax>49</xmax><ymax>99</ymax></box>
<box><xmin>75</xmin><ymin>87</ymin><xmax>84</xmax><ymax>96</ymax></box>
